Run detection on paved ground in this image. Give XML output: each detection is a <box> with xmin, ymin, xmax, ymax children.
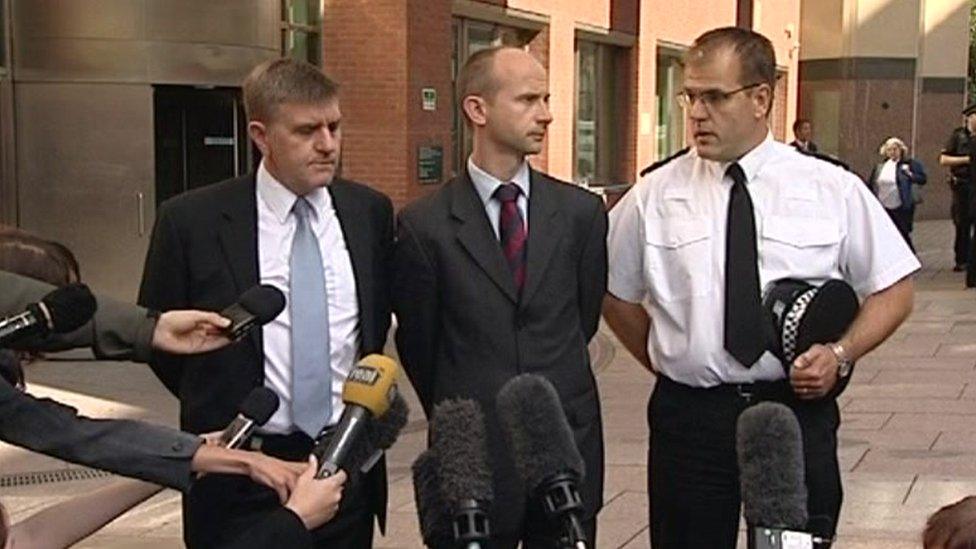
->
<box><xmin>2</xmin><ymin>219</ymin><xmax>975</xmax><ymax>548</ymax></box>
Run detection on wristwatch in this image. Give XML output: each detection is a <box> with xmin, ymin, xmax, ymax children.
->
<box><xmin>828</xmin><ymin>342</ymin><xmax>853</xmax><ymax>378</ymax></box>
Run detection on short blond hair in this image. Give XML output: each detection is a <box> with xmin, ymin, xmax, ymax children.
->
<box><xmin>879</xmin><ymin>137</ymin><xmax>908</xmax><ymax>157</ymax></box>
<box><xmin>243</xmin><ymin>58</ymin><xmax>339</xmax><ymax>123</ymax></box>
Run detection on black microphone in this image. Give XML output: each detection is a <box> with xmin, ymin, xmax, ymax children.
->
<box><xmin>0</xmin><ymin>283</ymin><xmax>96</xmax><ymax>347</ymax></box>
<box><xmin>429</xmin><ymin>399</ymin><xmax>493</xmax><ymax>549</ymax></box>
<box><xmin>412</xmin><ymin>449</ymin><xmax>453</xmax><ymax>548</ymax></box>
<box><xmin>336</xmin><ymin>391</ymin><xmax>409</xmax><ymax>475</ymax></box>
<box><xmin>218</xmin><ymin>387</ymin><xmax>280</xmax><ymax>448</ymax></box>
<box><xmin>497</xmin><ymin>374</ymin><xmax>588</xmax><ymax>549</ymax></box>
<box><xmin>312</xmin><ymin>354</ymin><xmax>399</xmax><ymax>478</ymax></box>
<box><xmin>737</xmin><ymin>402</ymin><xmax>816</xmax><ymax>549</ymax></box>
<box><xmin>220</xmin><ymin>284</ymin><xmax>286</xmax><ymax>341</ymax></box>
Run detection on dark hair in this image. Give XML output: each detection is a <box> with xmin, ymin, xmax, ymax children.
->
<box><xmin>0</xmin><ymin>227</ymin><xmax>80</xmax><ymax>391</ymax></box>
<box><xmin>0</xmin><ymin>226</ymin><xmax>80</xmax><ymax>286</ymax></box>
<box><xmin>243</xmin><ymin>57</ymin><xmax>340</xmax><ymax>123</ymax></box>
<box><xmin>685</xmin><ymin>26</ymin><xmax>777</xmax><ymax>92</ymax></box>
<box><xmin>792</xmin><ymin>118</ymin><xmax>811</xmax><ymax>134</ymax></box>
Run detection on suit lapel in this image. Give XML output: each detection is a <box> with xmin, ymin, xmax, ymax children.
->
<box><xmin>218</xmin><ymin>175</ymin><xmax>261</xmax><ymax>352</ymax></box>
<box><xmin>520</xmin><ymin>169</ymin><xmax>563</xmax><ymax>307</ymax></box>
<box><xmin>330</xmin><ymin>179</ymin><xmax>374</xmax><ymax>349</ymax></box>
<box><xmin>451</xmin><ymin>172</ymin><xmax>519</xmax><ymax>303</ymax></box>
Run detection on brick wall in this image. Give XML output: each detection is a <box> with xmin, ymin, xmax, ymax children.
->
<box><xmin>324</xmin><ymin>0</ymin><xmax>410</xmax><ymax>206</ymax></box>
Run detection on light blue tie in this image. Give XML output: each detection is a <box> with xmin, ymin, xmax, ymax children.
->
<box><xmin>290</xmin><ymin>197</ymin><xmax>332</xmax><ymax>437</ymax></box>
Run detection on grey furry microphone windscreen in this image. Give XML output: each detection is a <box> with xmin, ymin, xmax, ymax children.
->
<box><xmin>412</xmin><ymin>448</ymin><xmax>453</xmax><ymax>547</ymax></box>
<box><xmin>429</xmin><ymin>398</ymin><xmax>494</xmax><ymax>509</ymax></box>
<box><xmin>496</xmin><ymin>374</ymin><xmax>584</xmax><ymax>489</ymax></box>
<box><xmin>736</xmin><ymin>402</ymin><xmax>808</xmax><ymax>530</ymax></box>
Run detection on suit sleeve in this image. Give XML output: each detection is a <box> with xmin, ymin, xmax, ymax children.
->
<box><xmin>392</xmin><ymin>214</ymin><xmax>438</xmax><ymax>416</ymax></box>
<box><xmin>577</xmin><ymin>199</ymin><xmax>608</xmax><ymax>342</ymax></box>
<box><xmin>220</xmin><ymin>508</ymin><xmax>313</xmax><ymax>549</ymax></box>
<box><xmin>0</xmin><ymin>270</ymin><xmax>156</xmax><ymax>362</ymax></box>
<box><xmin>137</xmin><ymin>201</ymin><xmax>190</xmax><ymax>396</ymax></box>
<box><xmin>0</xmin><ymin>377</ymin><xmax>201</xmax><ymax>491</ymax></box>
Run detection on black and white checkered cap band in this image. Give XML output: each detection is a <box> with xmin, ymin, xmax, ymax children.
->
<box><xmin>781</xmin><ymin>287</ymin><xmax>819</xmax><ymax>364</ymax></box>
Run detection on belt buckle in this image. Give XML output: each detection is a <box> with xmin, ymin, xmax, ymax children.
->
<box><xmin>736</xmin><ymin>383</ymin><xmax>754</xmax><ymax>403</ymax></box>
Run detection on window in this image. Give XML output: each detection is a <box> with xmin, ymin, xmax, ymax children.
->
<box><xmin>452</xmin><ymin>18</ymin><xmax>538</xmax><ymax>177</ymax></box>
<box><xmin>282</xmin><ymin>0</ymin><xmax>322</xmax><ymax>66</ymax></box>
<box><xmin>574</xmin><ymin>40</ymin><xmax>621</xmax><ymax>186</ymax></box>
<box><xmin>656</xmin><ymin>47</ymin><xmax>686</xmax><ymax>160</ymax></box>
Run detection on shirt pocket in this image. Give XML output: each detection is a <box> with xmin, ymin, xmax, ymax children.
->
<box><xmin>643</xmin><ymin>217</ymin><xmax>713</xmax><ymax>302</ymax></box>
<box><xmin>761</xmin><ymin>215</ymin><xmax>841</xmax><ymax>278</ymax></box>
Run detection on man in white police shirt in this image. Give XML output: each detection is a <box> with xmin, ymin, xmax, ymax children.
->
<box><xmin>603</xmin><ymin>27</ymin><xmax>918</xmax><ymax>548</ymax></box>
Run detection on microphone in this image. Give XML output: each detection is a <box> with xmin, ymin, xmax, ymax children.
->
<box><xmin>218</xmin><ymin>387</ymin><xmax>280</xmax><ymax>449</ymax></box>
<box><xmin>339</xmin><ymin>391</ymin><xmax>410</xmax><ymax>475</ymax></box>
<box><xmin>429</xmin><ymin>399</ymin><xmax>493</xmax><ymax>549</ymax></box>
<box><xmin>220</xmin><ymin>284</ymin><xmax>286</xmax><ymax>341</ymax></box>
<box><xmin>412</xmin><ymin>449</ymin><xmax>453</xmax><ymax>548</ymax></box>
<box><xmin>312</xmin><ymin>354</ymin><xmax>399</xmax><ymax>478</ymax></box>
<box><xmin>497</xmin><ymin>374</ymin><xmax>588</xmax><ymax>549</ymax></box>
<box><xmin>737</xmin><ymin>402</ymin><xmax>816</xmax><ymax>549</ymax></box>
<box><xmin>0</xmin><ymin>283</ymin><xmax>96</xmax><ymax>347</ymax></box>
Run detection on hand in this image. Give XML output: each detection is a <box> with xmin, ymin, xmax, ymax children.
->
<box><xmin>789</xmin><ymin>343</ymin><xmax>839</xmax><ymax>400</ymax></box>
<box><xmin>285</xmin><ymin>456</ymin><xmax>347</xmax><ymax>530</ymax></box>
<box><xmin>152</xmin><ymin>310</ymin><xmax>232</xmax><ymax>354</ymax></box>
<box><xmin>242</xmin><ymin>453</ymin><xmax>305</xmax><ymax>504</ymax></box>
<box><xmin>924</xmin><ymin>496</ymin><xmax>976</xmax><ymax>548</ymax></box>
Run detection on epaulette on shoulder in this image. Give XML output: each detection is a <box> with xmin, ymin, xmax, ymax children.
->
<box><xmin>639</xmin><ymin>147</ymin><xmax>690</xmax><ymax>177</ymax></box>
<box><xmin>797</xmin><ymin>149</ymin><xmax>852</xmax><ymax>172</ymax></box>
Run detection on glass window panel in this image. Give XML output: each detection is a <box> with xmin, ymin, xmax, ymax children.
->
<box><xmin>574</xmin><ymin>40</ymin><xmax>618</xmax><ymax>186</ymax></box>
<box><xmin>656</xmin><ymin>48</ymin><xmax>685</xmax><ymax>160</ymax></box>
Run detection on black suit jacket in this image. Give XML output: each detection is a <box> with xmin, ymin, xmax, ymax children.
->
<box><xmin>137</xmin><ymin>173</ymin><xmax>393</xmax><ymax>528</ymax></box>
<box><xmin>393</xmin><ymin>168</ymin><xmax>607</xmax><ymax>536</ymax></box>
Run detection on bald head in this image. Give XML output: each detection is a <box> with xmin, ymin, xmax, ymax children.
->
<box><xmin>456</xmin><ymin>46</ymin><xmax>545</xmax><ymax>121</ymax></box>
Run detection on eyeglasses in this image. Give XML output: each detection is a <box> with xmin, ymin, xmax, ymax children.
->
<box><xmin>676</xmin><ymin>83</ymin><xmax>764</xmax><ymax>109</ymax></box>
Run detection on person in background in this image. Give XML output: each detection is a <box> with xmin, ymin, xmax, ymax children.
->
<box><xmin>788</xmin><ymin>118</ymin><xmax>818</xmax><ymax>153</ymax></box>
<box><xmin>867</xmin><ymin>137</ymin><xmax>926</xmax><ymax>251</ymax></box>
<box><xmin>939</xmin><ymin>105</ymin><xmax>976</xmax><ymax>275</ymax></box>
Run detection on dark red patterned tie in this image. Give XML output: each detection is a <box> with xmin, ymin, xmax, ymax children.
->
<box><xmin>495</xmin><ymin>183</ymin><xmax>527</xmax><ymax>292</ymax></box>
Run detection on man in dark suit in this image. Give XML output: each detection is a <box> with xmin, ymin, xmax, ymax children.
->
<box><xmin>788</xmin><ymin>118</ymin><xmax>818</xmax><ymax>153</ymax></box>
<box><xmin>394</xmin><ymin>46</ymin><xmax>607</xmax><ymax>547</ymax></box>
<box><xmin>139</xmin><ymin>58</ymin><xmax>393</xmax><ymax>548</ymax></box>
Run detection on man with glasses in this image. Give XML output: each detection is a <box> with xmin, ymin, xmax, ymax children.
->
<box><xmin>603</xmin><ymin>27</ymin><xmax>917</xmax><ymax>548</ymax></box>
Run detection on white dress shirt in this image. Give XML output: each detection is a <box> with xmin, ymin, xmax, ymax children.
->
<box><xmin>256</xmin><ymin>161</ymin><xmax>361</xmax><ymax>433</ymax></box>
<box><xmin>467</xmin><ymin>157</ymin><xmax>530</xmax><ymax>238</ymax></box>
<box><xmin>876</xmin><ymin>160</ymin><xmax>901</xmax><ymax>209</ymax></box>
<box><xmin>607</xmin><ymin>133</ymin><xmax>920</xmax><ymax>387</ymax></box>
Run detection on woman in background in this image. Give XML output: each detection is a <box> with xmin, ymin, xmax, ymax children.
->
<box><xmin>867</xmin><ymin>137</ymin><xmax>927</xmax><ymax>251</ymax></box>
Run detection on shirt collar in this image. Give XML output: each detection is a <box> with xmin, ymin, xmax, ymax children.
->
<box><xmin>256</xmin><ymin>160</ymin><xmax>331</xmax><ymax>224</ymax></box>
<box><xmin>467</xmin><ymin>156</ymin><xmax>531</xmax><ymax>205</ymax></box>
<box><xmin>718</xmin><ymin>131</ymin><xmax>776</xmax><ymax>184</ymax></box>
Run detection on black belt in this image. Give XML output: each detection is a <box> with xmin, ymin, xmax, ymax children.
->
<box><xmin>657</xmin><ymin>375</ymin><xmax>793</xmax><ymax>404</ymax></box>
<box><xmin>246</xmin><ymin>425</ymin><xmax>338</xmax><ymax>461</ymax></box>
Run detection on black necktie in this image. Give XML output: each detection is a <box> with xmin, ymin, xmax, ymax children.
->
<box><xmin>724</xmin><ymin>163</ymin><xmax>765</xmax><ymax>367</ymax></box>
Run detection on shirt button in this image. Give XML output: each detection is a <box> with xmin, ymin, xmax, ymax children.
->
<box><xmin>172</xmin><ymin>441</ymin><xmax>184</xmax><ymax>452</ymax></box>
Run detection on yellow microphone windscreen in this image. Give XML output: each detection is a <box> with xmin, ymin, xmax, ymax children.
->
<box><xmin>342</xmin><ymin>354</ymin><xmax>399</xmax><ymax>417</ymax></box>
